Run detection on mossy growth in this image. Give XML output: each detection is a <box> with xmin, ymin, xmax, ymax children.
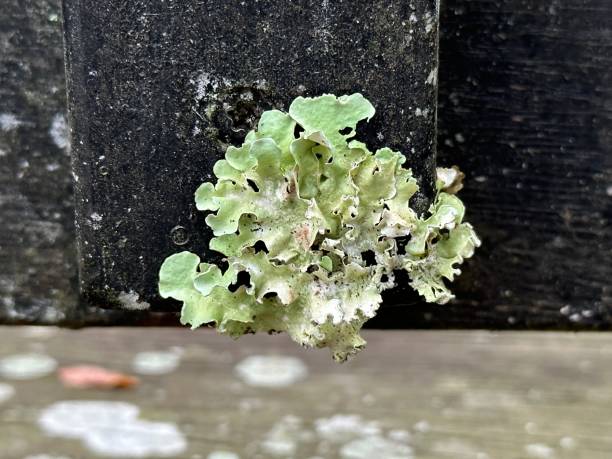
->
<box><xmin>159</xmin><ymin>94</ymin><xmax>480</xmax><ymax>361</ymax></box>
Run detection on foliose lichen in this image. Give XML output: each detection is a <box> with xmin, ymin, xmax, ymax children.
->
<box><xmin>159</xmin><ymin>94</ymin><xmax>480</xmax><ymax>361</ymax></box>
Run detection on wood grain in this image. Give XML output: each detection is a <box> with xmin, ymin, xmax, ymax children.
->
<box><xmin>1</xmin><ymin>0</ymin><xmax>610</xmax><ymax>327</ymax></box>
<box><xmin>1</xmin><ymin>328</ymin><xmax>612</xmax><ymax>458</ymax></box>
<box><xmin>370</xmin><ymin>0</ymin><xmax>612</xmax><ymax>328</ymax></box>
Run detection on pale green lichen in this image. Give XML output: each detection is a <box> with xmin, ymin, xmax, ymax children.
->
<box><xmin>159</xmin><ymin>94</ymin><xmax>480</xmax><ymax>361</ymax></box>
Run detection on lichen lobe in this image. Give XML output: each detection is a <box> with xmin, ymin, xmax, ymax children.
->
<box><xmin>159</xmin><ymin>93</ymin><xmax>480</xmax><ymax>361</ymax></box>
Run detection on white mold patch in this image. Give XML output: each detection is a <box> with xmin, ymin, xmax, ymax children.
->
<box><xmin>38</xmin><ymin>401</ymin><xmax>187</xmax><ymax>458</ymax></box>
<box><xmin>0</xmin><ymin>383</ymin><xmax>15</xmax><ymax>404</ymax></box>
<box><xmin>234</xmin><ymin>355</ymin><xmax>308</xmax><ymax>388</ymax></box>
<box><xmin>0</xmin><ymin>353</ymin><xmax>57</xmax><ymax>380</ymax></box>
<box><xmin>132</xmin><ymin>350</ymin><xmax>181</xmax><ymax>375</ymax></box>
<box><xmin>49</xmin><ymin>113</ymin><xmax>71</xmax><ymax>152</ymax></box>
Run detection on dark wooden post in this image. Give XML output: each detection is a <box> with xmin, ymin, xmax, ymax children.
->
<box><xmin>1</xmin><ymin>0</ymin><xmax>610</xmax><ymax>327</ymax></box>
<box><xmin>62</xmin><ymin>0</ymin><xmax>440</xmax><ymax>310</ymax></box>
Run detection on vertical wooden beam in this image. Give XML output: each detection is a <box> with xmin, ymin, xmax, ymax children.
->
<box><xmin>62</xmin><ymin>0</ymin><xmax>440</xmax><ymax>310</ymax></box>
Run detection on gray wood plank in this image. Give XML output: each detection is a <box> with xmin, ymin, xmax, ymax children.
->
<box><xmin>415</xmin><ymin>0</ymin><xmax>612</xmax><ymax>329</ymax></box>
<box><xmin>1</xmin><ymin>328</ymin><xmax>611</xmax><ymax>458</ymax></box>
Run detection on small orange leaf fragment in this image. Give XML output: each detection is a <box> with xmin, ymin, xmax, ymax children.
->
<box><xmin>58</xmin><ymin>365</ymin><xmax>139</xmax><ymax>389</ymax></box>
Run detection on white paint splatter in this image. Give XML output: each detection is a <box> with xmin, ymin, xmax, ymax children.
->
<box><xmin>49</xmin><ymin>113</ymin><xmax>71</xmax><ymax>152</ymax></box>
<box><xmin>525</xmin><ymin>443</ymin><xmax>555</xmax><ymax>458</ymax></box>
<box><xmin>234</xmin><ymin>355</ymin><xmax>308</xmax><ymax>388</ymax></box>
<box><xmin>132</xmin><ymin>350</ymin><xmax>181</xmax><ymax>375</ymax></box>
<box><xmin>0</xmin><ymin>113</ymin><xmax>23</xmax><ymax>131</ymax></box>
<box><xmin>38</xmin><ymin>401</ymin><xmax>187</xmax><ymax>458</ymax></box>
<box><xmin>0</xmin><ymin>383</ymin><xmax>15</xmax><ymax>404</ymax></box>
<box><xmin>340</xmin><ymin>435</ymin><xmax>413</xmax><ymax>459</ymax></box>
<box><xmin>0</xmin><ymin>353</ymin><xmax>57</xmax><ymax>380</ymax></box>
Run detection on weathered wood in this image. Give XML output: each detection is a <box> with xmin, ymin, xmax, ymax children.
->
<box><xmin>0</xmin><ymin>0</ymin><xmax>173</xmax><ymax>326</ymax></box>
<box><xmin>2</xmin><ymin>328</ymin><xmax>612</xmax><ymax>458</ymax></box>
<box><xmin>390</xmin><ymin>0</ymin><xmax>612</xmax><ymax>329</ymax></box>
<box><xmin>1</xmin><ymin>0</ymin><xmax>610</xmax><ymax>328</ymax></box>
<box><xmin>0</xmin><ymin>0</ymin><xmax>79</xmax><ymax>323</ymax></box>
<box><xmin>62</xmin><ymin>0</ymin><xmax>440</xmax><ymax>310</ymax></box>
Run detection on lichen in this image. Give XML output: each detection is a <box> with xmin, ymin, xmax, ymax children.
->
<box><xmin>159</xmin><ymin>93</ymin><xmax>480</xmax><ymax>361</ymax></box>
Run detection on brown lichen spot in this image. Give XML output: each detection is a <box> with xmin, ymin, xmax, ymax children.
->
<box><xmin>292</xmin><ymin>224</ymin><xmax>312</xmax><ymax>250</ymax></box>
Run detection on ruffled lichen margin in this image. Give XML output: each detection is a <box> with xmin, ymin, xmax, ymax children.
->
<box><xmin>159</xmin><ymin>94</ymin><xmax>480</xmax><ymax>361</ymax></box>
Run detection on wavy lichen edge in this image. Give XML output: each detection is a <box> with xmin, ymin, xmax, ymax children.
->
<box><xmin>159</xmin><ymin>93</ymin><xmax>480</xmax><ymax>361</ymax></box>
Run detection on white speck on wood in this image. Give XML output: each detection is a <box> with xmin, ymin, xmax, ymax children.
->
<box><xmin>49</xmin><ymin>113</ymin><xmax>71</xmax><ymax>152</ymax></box>
<box><xmin>0</xmin><ymin>113</ymin><xmax>23</xmax><ymax>131</ymax></box>
<box><xmin>38</xmin><ymin>400</ymin><xmax>187</xmax><ymax>458</ymax></box>
<box><xmin>234</xmin><ymin>355</ymin><xmax>308</xmax><ymax>388</ymax></box>
<box><xmin>525</xmin><ymin>443</ymin><xmax>555</xmax><ymax>458</ymax></box>
<box><xmin>0</xmin><ymin>353</ymin><xmax>57</xmax><ymax>380</ymax></box>
<box><xmin>132</xmin><ymin>350</ymin><xmax>181</xmax><ymax>375</ymax></box>
<box><xmin>118</xmin><ymin>291</ymin><xmax>151</xmax><ymax>311</ymax></box>
<box><xmin>0</xmin><ymin>383</ymin><xmax>15</xmax><ymax>404</ymax></box>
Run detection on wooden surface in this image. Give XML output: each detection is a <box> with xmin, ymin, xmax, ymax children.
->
<box><xmin>1</xmin><ymin>0</ymin><xmax>611</xmax><ymax>327</ymax></box>
<box><xmin>63</xmin><ymin>0</ymin><xmax>439</xmax><ymax>310</ymax></box>
<box><xmin>432</xmin><ymin>0</ymin><xmax>612</xmax><ymax>328</ymax></box>
<box><xmin>1</xmin><ymin>328</ymin><xmax>612</xmax><ymax>458</ymax></box>
<box><xmin>0</xmin><ymin>0</ymin><xmax>79</xmax><ymax>323</ymax></box>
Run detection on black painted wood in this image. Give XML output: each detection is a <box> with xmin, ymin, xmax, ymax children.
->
<box><xmin>371</xmin><ymin>0</ymin><xmax>612</xmax><ymax>329</ymax></box>
<box><xmin>0</xmin><ymin>0</ymin><xmax>78</xmax><ymax>323</ymax></box>
<box><xmin>1</xmin><ymin>0</ymin><xmax>610</xmax><ymax>328</ymax></box>
<box><xmin>0</xmin><ymin>0</ymin><xmax>175</xmax><ymax>326</ymax></box>
<box><xmin>62</xmin><ymin>0</ymin><xmax>440</xmax><ymax>311</ymax></box>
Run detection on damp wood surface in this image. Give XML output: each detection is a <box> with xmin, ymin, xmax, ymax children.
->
<box><xmin>1</xmin><ymin>327</ymin><xmax>612</xmax><ymax>458</ymax></box>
